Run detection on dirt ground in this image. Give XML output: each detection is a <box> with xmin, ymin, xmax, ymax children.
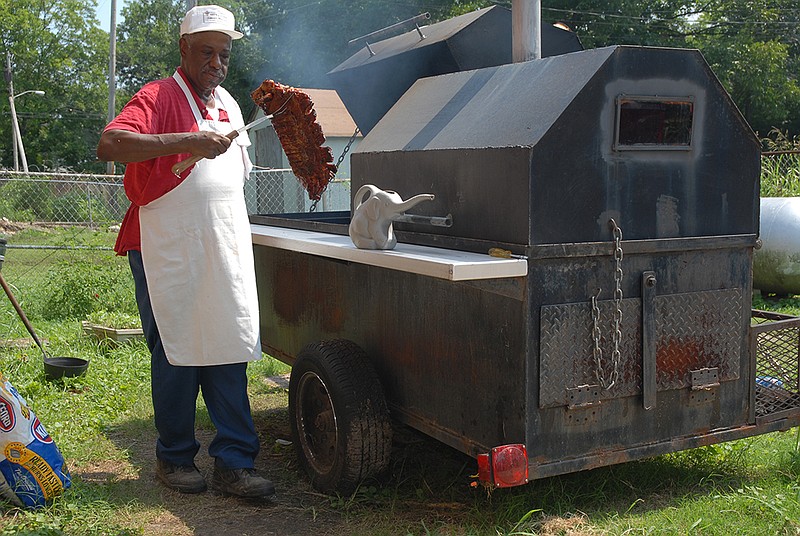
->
<box><xmin>0</xmin><ymin>218</ymin><xmax>28</xmax><ymax>236</ymax></box>
<box><xmin>88</xmin><ymin>430</ymin><xmax>347</xmax><ymax>536</ymax></box>
<box><xmin>77</xmin><ymin>376</ymin><xmax>360</xmax><ymax>536</ymax></box>
<box><xmin>71</xmin><ymin>373</ymin><xmax>503</xmax><ymax>536</ymax></box>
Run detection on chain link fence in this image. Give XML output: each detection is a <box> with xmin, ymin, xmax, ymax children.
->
<box><xmin>246</xmin><ymin>168</ymin><xmax>351</xmax><ymax>213</ymax></box>
<box><xmin>0</xmin><ymin>170</ymin><xmax>350</xmax><ymax>339</ymax></box>
<box><xmin>0</xmin><ymin>170</ymin><xmax>351</xmax><ymax>225</ymax></box>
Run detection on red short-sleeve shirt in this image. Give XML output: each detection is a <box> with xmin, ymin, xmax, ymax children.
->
<box><xmin>108</xmin><ymin>69</ymin><xmax>224</xmax><ymax>255</ymax></box>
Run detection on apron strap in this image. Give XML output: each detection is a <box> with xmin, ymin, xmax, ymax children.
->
<box><xmin>171</xmin><ymin>70</ymin><xmax>251</xmax><ymax>175</ymax></box>
<box><xmin>173</xmin><ymin>71</ymin><xmax>204</xmax><ymax>125</ymax></box>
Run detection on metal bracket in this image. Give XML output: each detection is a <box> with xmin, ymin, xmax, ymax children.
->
<box><xmin>348</xmin><ymin>13</ymin><xmax>431</xmax><ymax>53</ymax></box>
<box><xmin>393</xmin><ymin>213</ymin><xmax>453</xmax><ymax>227</ymax></box>
<box><xmin>689</xmin><ymin>389</ymin><xmax>717</xmax><ymax>406</ymax></box>
<box><xmin>565</xmin><ymin>406</ymin><xmax>600</xmax><ymax>426</ymax></box>
<box><xmin>641</xmin><ymin>271</ymin><xmax>657</xmax><ymax>410</ymax></box>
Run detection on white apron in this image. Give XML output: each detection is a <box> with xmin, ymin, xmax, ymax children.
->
<box><xmin>138</xmin><ymin>72</ymin><xmax>260</xmax><ymax>366</ymax></box>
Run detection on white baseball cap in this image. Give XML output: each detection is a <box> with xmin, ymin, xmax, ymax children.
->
<box><xmin>180</xmin><ymin>5</ymin><xmax>243</xmax><ymax>40</ymax></box>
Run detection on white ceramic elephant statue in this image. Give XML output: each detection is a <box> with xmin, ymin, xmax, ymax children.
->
<box><xmin>349</xmin><ymin>184</ymin><xmax>435</xmax><ymax>250</ymax></box>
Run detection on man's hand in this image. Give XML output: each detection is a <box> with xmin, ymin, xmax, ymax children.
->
<box><xmin>183</xmin><ymin>131</ymin><xmax>233</xmax><ymax>159</ymax></box>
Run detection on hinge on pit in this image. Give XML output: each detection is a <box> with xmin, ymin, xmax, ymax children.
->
<box><xmin>566</xmin><ymin>384</ymin><xmax>601</xmax><ymax>409</ymax></box>
<box><xmin>691</xmin><ymin>368</ymin><xmax>720</xmax><ymax>391</ymax></box>
<box><xmin>689</xmin><ymin>367</ymin><xmax>719</xmax><ymax>406</ymax></box>
<box><xmin>565</xmin><ymin>385</ymin><xmax>601</xmax><ymax>426</ymax></box>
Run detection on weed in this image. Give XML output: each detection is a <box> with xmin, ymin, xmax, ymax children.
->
<box><xmin>504</xmin><ymin>508</ymin><xmax>542</xmax><ymax>535</ymax></box>
<box><xmin>0</xmin><ymin>180</ymin><xmax>53</xmax><ymax>221</ymax></box>
<box><xmin>85</xmin><ymin>310</ymin><xmax>141</xmax><ymax>329</ymax></box>
<box><xmin>735</xmin><ymin>485</ymin><xmax>800</xmax><ymax>532</ymax></box>
<box><xmin>32</xmin><ymin>259</ymin><xmax>136</xmax><ymax>320</ymax></box>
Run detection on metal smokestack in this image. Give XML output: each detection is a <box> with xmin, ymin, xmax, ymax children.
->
<box><xmin>512</xmin><ymin>0</ymin><xmax>542</xmax><ymax>62</ymax></box>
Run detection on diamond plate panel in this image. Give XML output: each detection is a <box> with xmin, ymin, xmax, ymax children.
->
<box><xmin>656</xmin><ymin>290</ymin><xmax>742</xmax><ymax>390</ymax></box>
<box><xmin>540</xmin><ymin>299</ymin><xmax>642</xmax><ymax>408</ymax></box>
<box><xmin>540</xmin><ymin>289</ymin><xmax>743</xmax><ymax>408</ymax></box>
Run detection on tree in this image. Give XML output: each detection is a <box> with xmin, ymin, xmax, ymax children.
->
<box><xmin>686</xmin><ymin>1</ymin><xmax>800</xmax><ymax>137</ymax></box>
<box><xmin>0</xmin><ymin>0</ymin><xmax>109</xmax><ymax>172</ymax></box>
<box><xmin>115</xmin><ymin>0</ymin><xmax>185</xmax><ymax>95</ymax></box>
<box><xmin>536</xmin><ymin>0</ymin><xmax>691</xmax><ymax>48</ymax></box>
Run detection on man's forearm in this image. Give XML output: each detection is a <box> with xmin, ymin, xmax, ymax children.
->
<box><xmin>97</xmin><ymin>129</ymin><xmax>231</xmax><ymax>163</ymax></box>
<box><xmin>97</xmin><ymin>130</ymin><xmax>197</xmax><ymax>163</ymax></box>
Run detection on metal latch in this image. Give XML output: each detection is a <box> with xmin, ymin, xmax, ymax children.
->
<box><xmin>691</xmin><ymin>368</ymin><xmax>720</xmax><ymax>391</ymax></box>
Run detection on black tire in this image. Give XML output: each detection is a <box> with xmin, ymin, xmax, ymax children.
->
<box><xmin>288</xmin><ymin>339</ymin><xmax>392</xmax><ymax>494</ymax></box>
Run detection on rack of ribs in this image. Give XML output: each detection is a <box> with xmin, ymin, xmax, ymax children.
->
<box><xmin>251</xmin><ymin>80</ymin><xmax>337</xmax><ymax>201</ymax></box>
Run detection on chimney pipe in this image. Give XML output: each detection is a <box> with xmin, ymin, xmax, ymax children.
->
<box><xmin>512</xmin><ymin>0</ymin><xmax>542</xmax><ymax>62</ymax></box>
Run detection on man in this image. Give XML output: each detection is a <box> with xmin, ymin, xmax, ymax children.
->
<box><xmin>97</xmin><ymin>5</ymin><xmax>274</xmax><ymax>499</ymax></box>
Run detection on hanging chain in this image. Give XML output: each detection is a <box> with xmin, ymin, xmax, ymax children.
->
<box><xmin>591</xmin><ymin>288</ymin><xmax>604</xmax><ymax>385</ymax></box>
<box><xmin>309</xmin><ymin>127</ymin><xmax>361</xmax><ymax>213</ymax></box>
<box><xmin>336</xmin><ymin>127</ymin><xmax>360</xmax><ymax>172</ymax></box>
<box><xmin>609</xmin><ymin>219</ymin><xmax>624</xmax><ymax>388</ymax></box>
<box><xmin>591</xmin><ymin>218</ymin><xmax>624</xmax><ymax>390</ymax></box>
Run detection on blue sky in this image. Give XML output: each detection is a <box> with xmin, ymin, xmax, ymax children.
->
<box><xmin>95</xmin><ymin>0</ymin><xmax>127</xmax><ymax>32</ymax></box>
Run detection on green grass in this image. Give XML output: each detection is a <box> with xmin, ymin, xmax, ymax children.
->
<box><xmin>84</xmin><ymin>310</ymin><xmax>141</xmax><ymax>330</ymax></box>
<box><xmin>754</xmin><ymin>293</ymin><xmax>800</xmax><ymax>317</ymax></box>
<box><xmin>0</xmin><ymin>323</ymin><xmax>290</xmax><ymax>535</ymax></box>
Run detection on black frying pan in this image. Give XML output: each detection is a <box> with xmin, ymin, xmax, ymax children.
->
<box><xmin>0</xmin><ymin>271</ymin><xmax>88</xmax><ymax>380</ymax></box>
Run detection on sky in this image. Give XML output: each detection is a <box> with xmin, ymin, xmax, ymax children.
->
<box><xmin>95</xmin><ymin>0</ymin><xmax>127</xmax><ymax>32</ymax></box>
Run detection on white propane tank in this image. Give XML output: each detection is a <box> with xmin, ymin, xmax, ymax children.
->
<box><xmin>754</xmin><ymin>197</ymin><xmax>800</xmax><ymax>296</ymax></box>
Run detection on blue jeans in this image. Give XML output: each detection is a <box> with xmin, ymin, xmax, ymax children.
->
<box><xmin>128</xmin><ymin>250</ymin><xmax>260</xmax><ymax>469</ymax></box>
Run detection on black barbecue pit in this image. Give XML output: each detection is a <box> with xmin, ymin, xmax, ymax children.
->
<box><xmin>250</xmin><ymin>20</ymin><xmax>800</xmax><ymax>493</ymax></box>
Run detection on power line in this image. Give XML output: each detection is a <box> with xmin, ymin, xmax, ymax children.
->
<box><xmin>542</xmin><ymin>7</ymin><xmax>800</xmax><ymax>26</ymax></box>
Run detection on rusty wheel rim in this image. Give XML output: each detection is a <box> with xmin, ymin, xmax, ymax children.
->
<box><xmin>296</xmin><ymin>370</ymin><xmax>338</xmax><ymax>474</ymax></box>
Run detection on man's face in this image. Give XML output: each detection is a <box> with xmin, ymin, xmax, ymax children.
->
<box><xmin>180</xmin><ymin>31</ymin><xmax>232</xmax><ymax>99</ymax></box>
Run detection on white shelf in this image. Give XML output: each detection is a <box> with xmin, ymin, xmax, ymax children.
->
<box><xmin>251</xmin><ymin>224</ymin><xmax>528</xmax><ymax>281</ymax></box>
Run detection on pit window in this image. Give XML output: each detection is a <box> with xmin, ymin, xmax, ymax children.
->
<box><xmin>614</xmin><ymin>96</ymin><xmax>694</xmax><ymax>151</ymax></box>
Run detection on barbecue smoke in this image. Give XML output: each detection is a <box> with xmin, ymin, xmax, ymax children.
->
<box><xmin>251</xmin><ymin>9</ymin><xmax>336</xmax><ymax>90</ymax></box>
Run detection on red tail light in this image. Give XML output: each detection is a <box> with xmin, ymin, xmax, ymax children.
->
<box><xmin>477</xmin><ymin>444</ymin><xmax>529</xmax><ymax>488</ymax></box>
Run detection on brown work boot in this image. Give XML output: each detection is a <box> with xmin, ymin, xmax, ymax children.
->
<box><xmin>155</xmin><ymin>459</ymin><xmax>207</xmax><ymax>494</ymax></box>
<box><xmin>210</xmin><ymin>467</ymin><xmax>276</xmax><ymax>498</ymax></box>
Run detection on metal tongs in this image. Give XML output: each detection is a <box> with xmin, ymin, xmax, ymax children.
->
<box><xmin>171</xmin><ymin>93</ymin><xmax>294</xmax><ymax>177</ymax></box>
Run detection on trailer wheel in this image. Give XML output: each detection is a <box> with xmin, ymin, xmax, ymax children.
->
<box><xmin>289</xmin><ymin>339</ymin><xmax>392</xmax><ymax>494</ymax></box>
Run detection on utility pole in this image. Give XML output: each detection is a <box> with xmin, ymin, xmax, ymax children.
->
<box><xmin>106</xmin><ymin>0</ymin><xmax>117</xmax><ymax>174</ymax></box>
<box><xmin>5</xmin><ymin>52</ymin><xmax>44</xmax><ymax>173</ymax></box>
<box><xmin>5</xmin><ymin>51</ymin><xmax>19</xmax><ymax>171</ymax></box>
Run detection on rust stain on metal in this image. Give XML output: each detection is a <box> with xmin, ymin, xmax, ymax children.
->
<box><xmin>316</xmin><ymin>282</ymin><xmax>345</xmax><ymax>333</ymax></box>
<box><xmin>657</xmin><ymin>337</ymin><xmax>717</xmax><ymax>384</ymax></box>
<box><xmin>272</xmin><ymin>258</ymin><xmax>308</xmax><ymax>324</ymax></box>
<box><xmin>272</xmin><ymin>255</ymin><xmax>345</xmax><ymax>332</ymax></box>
